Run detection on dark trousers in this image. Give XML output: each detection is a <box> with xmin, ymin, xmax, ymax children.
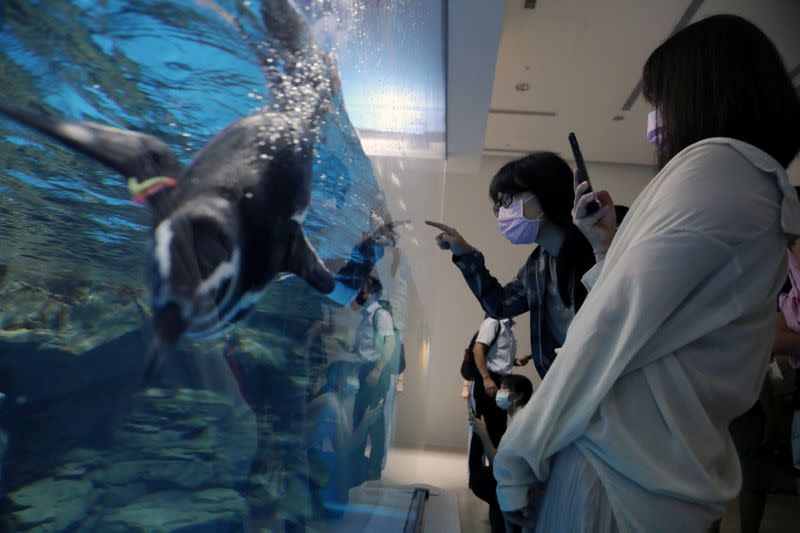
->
<box><xmin>353</xmin><ymin>363</ymin><xmax>392</xmax><ymax>475</ymax></box>
<box><xmin>470</xmin><ymin>465</ymin><xmax>521</xmax><ymax>533</ymax></box>
<box><xmin>469</xmin><ymin>371</ymin><xmax>509</xmax><ymax>533</ymax></box>
<box><xmin>469</xmin><ymin>371</ymin><xmax>508</xmax><ymax>471</ymax></box>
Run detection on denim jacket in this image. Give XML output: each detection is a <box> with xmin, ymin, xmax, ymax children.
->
<box><xmin>454</xmin><ymin>247</ymin><xmax>576</xmax><ymax>378</ymax></box>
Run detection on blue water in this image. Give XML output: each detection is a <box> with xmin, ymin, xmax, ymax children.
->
<box><xmin>0</xmin><ymin>1</ymin><xmax>420</xmax><ymax>530</ymax></box>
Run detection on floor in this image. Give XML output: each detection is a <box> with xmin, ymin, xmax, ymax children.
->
<box><xmin>379</xmin><ymin>447</ymin><xmax>800</xmax><ymax>533</ymax></box>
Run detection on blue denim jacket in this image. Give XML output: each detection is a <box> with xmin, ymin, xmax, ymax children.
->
<box><xmin>454</xmin><ymin>248</ymin><xmax>576</xmax><ymax>378</ymax></box>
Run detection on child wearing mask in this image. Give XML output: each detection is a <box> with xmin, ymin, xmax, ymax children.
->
<box><xmin>468</xmin><ymin>375</ymin><xmax>534</xmax><ymax>533</ymax></box>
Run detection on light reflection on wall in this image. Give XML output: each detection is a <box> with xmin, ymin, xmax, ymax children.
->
<box><xmin>418</xmin><ymin>334</ymin><xmax>431</xmax><ymax>377</ymax></box>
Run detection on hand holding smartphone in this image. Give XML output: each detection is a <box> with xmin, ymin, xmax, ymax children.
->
<box><xmin>568</xmin><ymin>132</ymin><xmax>600</xmax><ymax>215</ymax></box>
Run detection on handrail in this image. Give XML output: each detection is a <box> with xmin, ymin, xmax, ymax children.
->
<box><xmin>402</xmin><ymin>487</ymin><xmax>430</xmax><ymax>533</ymax></box>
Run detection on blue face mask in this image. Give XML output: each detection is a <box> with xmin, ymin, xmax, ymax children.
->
<box><xmin>495</xmin><ymin>389</ymin><xmax>512</xmax><ymax>410</ymax></box>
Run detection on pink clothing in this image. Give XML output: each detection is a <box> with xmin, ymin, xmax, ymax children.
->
<box><xmin>778</xmin><ymin>250</ymin><xmax>800</xmax><ymax>368</ymax></box>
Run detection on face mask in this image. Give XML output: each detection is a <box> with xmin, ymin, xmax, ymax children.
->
<box><xmin>495</xmin><ymin>389</ymin><xmax>512</xmax><ymax>410</ymax></box>
<box><xmin>497</xmin><ymin>196</ymin><xmax>542</xmax><ymax>245</ymax></box>
<box><xmin>647</xmin><ymin>110</ymin><xmax>662</xmax><ymax>147</ymax></box>
<box><xmin>345</xmin><ymin>376</ymin><xmax>360</xmax><ymax>395</ymax></box>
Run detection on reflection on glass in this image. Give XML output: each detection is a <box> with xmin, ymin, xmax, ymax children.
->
<box><xmin>0</xmin><ymin>0</ymin><xmax>443</xmax><ymax>530</ymax></box>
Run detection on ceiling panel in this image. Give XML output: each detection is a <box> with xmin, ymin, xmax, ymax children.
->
<box><xmin>484</xmin><ymin>0</ymin><xmax>800</xmax><ymax>165</ymax></box>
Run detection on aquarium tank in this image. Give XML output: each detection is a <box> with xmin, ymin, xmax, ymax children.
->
<box><xmin>0</xmin><ymin>0</ymin><xmax>446</xmax><ymax>530</ymax></box>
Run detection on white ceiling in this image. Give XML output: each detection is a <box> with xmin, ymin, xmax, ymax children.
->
<box><xmin>482</xmin><ymin>0</ymin><xmax>800</xmax><ymax>166</ymax></box>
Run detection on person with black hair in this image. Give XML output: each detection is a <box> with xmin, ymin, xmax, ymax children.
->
<box><xmin>350</xmin><ymin>275</ymin><xmax>396</xmax><ymax>480</ymax></box>
<box><xmin>468</xmin><ymin>374</ymin><xmax>534</xmax><ymax>533</ymax></box>
<box><xmin>489</xmin><ymin>14</ymin><xmax>800</xmax><ymax>532</ymax></box>
<box><xmin>465</xmin><ymin>314</ymin><xmax>522</xmax><ymax>530</ymax></box>
<box><xmin>427</xmin><ymin>151</ymin><xmax>597</xmax><ymax>380</ymax></box>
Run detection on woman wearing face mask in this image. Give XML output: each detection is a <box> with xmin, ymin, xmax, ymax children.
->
<box><xmin>308</xmin><ymin>359</ymin><xmax>382</xmax><ymax>516</ymax></box>
<box><xmin>490</xmin><ymin>15</ymin><xmax>800</xmax><ymax>533</ymax></box>
<box><xmin>468</xmin><ymin>374</ymin><xmax>534</xmax><ymax>533</ymax></box>
<box><xmin>427</xmin><ymin>151</ymin><xmax>598</xmax><ymax>380</ymax></box>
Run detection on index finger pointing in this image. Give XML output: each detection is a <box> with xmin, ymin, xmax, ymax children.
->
<box><xmin>425</xmin><ymin>220</ymin><xmax>455</xmax><ymax>233</ymax></box>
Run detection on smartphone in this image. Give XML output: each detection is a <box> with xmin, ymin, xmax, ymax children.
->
<box><xmin>568</xmin><ymin>132</ymin><xmax>599</xmax><ymax>215</ymax></box>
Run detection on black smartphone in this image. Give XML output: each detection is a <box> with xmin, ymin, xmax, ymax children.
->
<box><xmin>568</xmin><ymin>132</ymin><xmax>599</xmax><ymax>215</ymax></box>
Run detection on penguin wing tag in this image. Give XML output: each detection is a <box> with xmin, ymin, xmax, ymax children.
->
<box><xmin>282</xmin><ymin>221</ymin><xmax>335</xmax><ymax>294</ymax></box>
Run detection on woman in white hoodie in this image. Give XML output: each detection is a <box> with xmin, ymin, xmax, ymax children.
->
<box><xmin>491</xmin><ymin>14</ymin><xmax>800</xmax><ymax>532</ymax></box>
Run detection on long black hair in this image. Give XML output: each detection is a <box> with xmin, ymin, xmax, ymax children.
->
<box><xmin>490</xmin><ymin>151</ymin><xmax>595</xmax><ymax>310</ymax></box>
<box><xmin>643</xmin><ymin>14</ymin><xmax>800</xmax><ymax>169</ymax></box>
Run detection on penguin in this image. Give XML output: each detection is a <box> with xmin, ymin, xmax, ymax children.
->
<box><xmin>0</xmin><ymin>0</ymin><xmax>339</xmax><ymax>376</ymax></box>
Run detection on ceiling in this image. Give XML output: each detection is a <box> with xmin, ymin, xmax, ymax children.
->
<box><xmin>482</xmin><ymin>0</ymin><xmax>800</xmax><ymax>166</ymax></box>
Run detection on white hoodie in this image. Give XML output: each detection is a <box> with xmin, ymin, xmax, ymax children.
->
<box><xmin>493</xmin><ymin>138</ymin><xmax>800</xmax><ymax>532</ymax></box>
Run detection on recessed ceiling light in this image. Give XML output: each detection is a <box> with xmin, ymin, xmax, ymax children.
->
<box><xmin>515</xmin><ymin>82</ymin><xmax>530</xmax><ymax>92</ymax></box>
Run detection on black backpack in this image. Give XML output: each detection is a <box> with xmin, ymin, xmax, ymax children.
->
<box><xmin>460</xmin><ymin>321</ymin><xmax>501</xmax><ymax>381</ymax></box>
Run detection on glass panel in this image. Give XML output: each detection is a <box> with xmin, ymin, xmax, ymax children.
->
<box><xmin>0</xmin><ymin>0</ymin><xmax>445</xmax><ymax>530</ymax></box>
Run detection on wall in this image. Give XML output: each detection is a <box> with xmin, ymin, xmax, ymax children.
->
<box><xmin>388</xmin><ymin>155</ymin><xmax>656</xmax><ymax>450</ymax></box>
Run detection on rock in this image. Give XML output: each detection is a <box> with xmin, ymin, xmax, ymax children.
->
<box><xmin>99</xmin><ymin>489</ymin><xmax>247</xmax><ymax>533</ymax></box>
<box><xmin>102</xmin><ymin>482</ymin><xmax>148</xmax><ymax>508</ymax></box>
<box><xmin>97</xmin><ymin>461</ymin><xmax>143</xmax><ymax>486</ymax></box>
<box><xmin>60</xmin><ymin>447</ymin><xmax>105</xmax><ymax>470</ymax></box>
<box><xmin>8</xmin><ymin>478</ymin><xmax>96</xmax><ymax>532</ymax></box>
<box><xmin>96</xmin><ymin>459</ymin><xmax>215</xmax><ymax>491</ymax></box>
<box><xmin>53</xmin><ymin>462</ymin><xmax>89</xmax><ymax>480</ymax></box>
<box><xmin>0</xmin><ymin>280</ymin><xmax>145</xmax><ymax>354</ymax></box>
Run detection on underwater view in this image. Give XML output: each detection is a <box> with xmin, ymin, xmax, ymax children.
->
<box><xmin>0</xmin><ymin>0</ymin><xmax>445</xmax><ymax>530</ymax></box>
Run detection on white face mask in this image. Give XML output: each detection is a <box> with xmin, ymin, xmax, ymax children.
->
<box><xmin>495</xmin><ymin>389</ymin><xmax>512</xmax><ymax>410</ymax></box>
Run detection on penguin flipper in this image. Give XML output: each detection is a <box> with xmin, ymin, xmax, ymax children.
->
<box><xmin>282</xmin><ymin>220</ymin><xmax>335</xmax><ymax>294</ymax></box>
<box><xmin>0</xmin><ymin>103</ymin><xmax>182</xmax><ymax>180</ymax></box>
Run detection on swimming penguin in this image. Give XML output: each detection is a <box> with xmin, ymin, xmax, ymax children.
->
<box><xmin>0</xmin><ymin>0</ymin><xmax>340</xmax><ymax>376</ymax></box>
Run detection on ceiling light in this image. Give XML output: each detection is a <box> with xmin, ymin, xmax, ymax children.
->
<box><xmin>515</xmin><ymin>82</ymin><xmax>530</xmax><ymax>92</ymax></box>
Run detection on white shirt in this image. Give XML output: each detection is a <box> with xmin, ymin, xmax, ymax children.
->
<box><xmin>492</xmin><ymin>138</ymin><xmax>800</xmax><ymax>532</ymax></box>
<box><xmin>476</xmin><ymin>317</ymin><xmax>517</xmax><ymax>375</ymax></box>
<box><xmin>353</xmin><ymin>300</ymin><xmax>395</xmax><ymax>363</ymax></box>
